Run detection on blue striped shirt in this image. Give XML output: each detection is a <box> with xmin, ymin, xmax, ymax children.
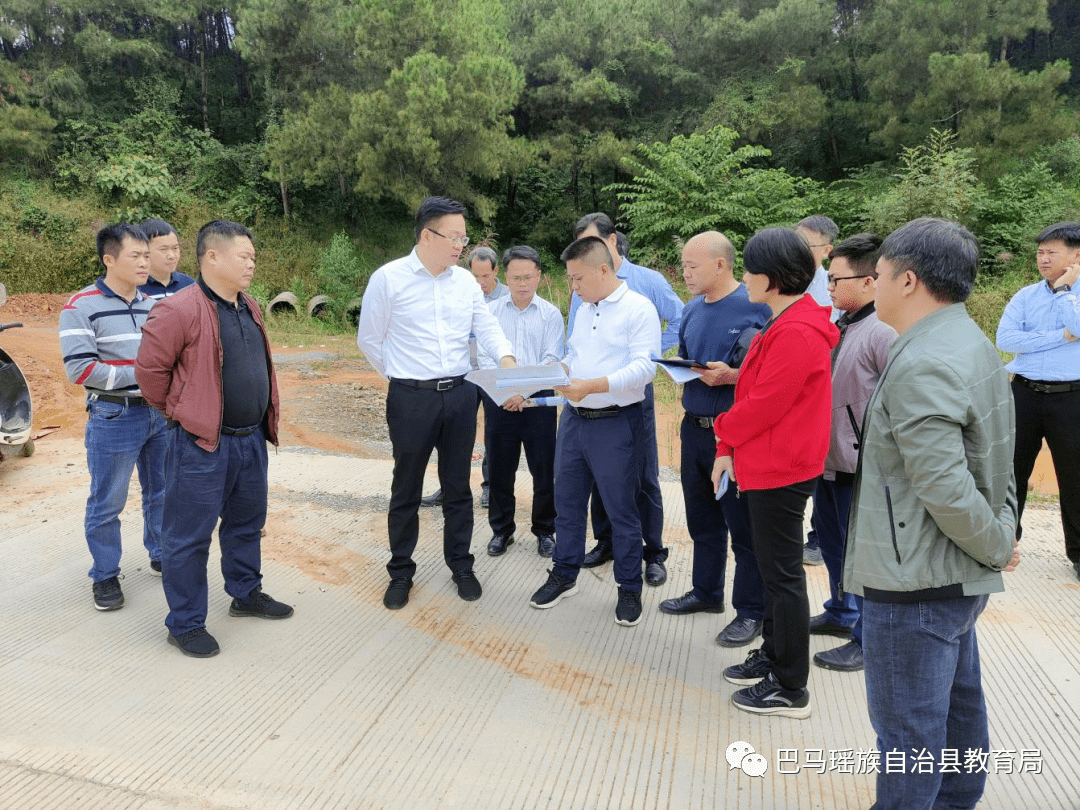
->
<box><xmin>996</xmin><ymin>280</ymin><xmax>1080</xmax><ymax>381</ymax></box>
<box><xmin>478</xmin><ymin>293</ymin><xmax>564</xmax><ymax>370</ymax></box>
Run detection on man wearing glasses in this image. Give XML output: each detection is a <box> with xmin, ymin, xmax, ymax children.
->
<box><xmin>357</xmin><ymin>197</ymin><xmax>516</xmax><ymax>610</ymax></box>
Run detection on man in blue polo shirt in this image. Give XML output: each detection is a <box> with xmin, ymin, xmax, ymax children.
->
<box><xmin>997</xmin><ymin>221</ymin><xmax>1080</xmax><ymax>580</ymax></box>
<box><xmin>569</xmin><ymin>212</ymin><xmax>683</xmax><ymax>586</ymax></box>
<box><xmin>138</xmin><ymin>218</ymin><xmax>194</xmax><ymax>301</ymax></box>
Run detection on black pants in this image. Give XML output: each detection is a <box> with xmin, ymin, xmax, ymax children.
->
<box><xmin>386</xmin><ymin>380</ymin><xmax>477</xmax><ymax>579</ymax></box>
<box><xmin>1012</xmin><ymin>379</ymin><xmax>1080</xmax><ymax>564</ymax></box>
<box><xmin>744</xmin><ymin>478</ymin><xmax>816</xmax><ymax>691</ymax></box>
<box><xmin>482</xmin><ymin>394</ymin><xmax>557</xmax><ymax>537</ymax></box>
<box><xmin>588</xmin><ymin>383</ymin><xmax>668</xmax><ymax>563</ymax></box>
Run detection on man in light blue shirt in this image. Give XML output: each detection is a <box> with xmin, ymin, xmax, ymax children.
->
<box><xmin>996</xmin><ymin>221</ymin><xmax>1080</xmax><ymax>580</ymax></box>
<box><xmin>568</xmin><ymin>213</ymin><xmax>683</xmax><ymax>585</ymax></box>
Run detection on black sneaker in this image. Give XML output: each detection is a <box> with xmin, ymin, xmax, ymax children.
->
<box><xmin>383</xmin><ymin>577</ymin><xmax>413</xmax><ymax>610</ymax></box>
<box><xmin>168</xmin><ymin>628</ymin><xmax>220</xmax><ymax>658</ymax></box>
<box><xmin>530</xmin><ymin>570</ymin><xmax>578</xmax><ymax>609</ymax></box>
<box><xmin>93</xmin><ymin>576</ymin><xmax>124</xmax><ymax>611</ymax></box>
<box><xmin>229</xmin><ymin>588</ymin><xmax>294</xmax><ymax>619</ymax></box>
<box><xmin>615</xmin><ymin>588</ymin><xmax>642</xmax><ymax>627</ymax></box>
<box><xmin>723</xmin><ymin>647</ymin><xmax>773</xmax><ymax>685</ymax></box>
<box><xmin>731</xmin><ymin>671</ymin><xmax>811</xmax><ymax>719</ymax></box>
<box><xmin>149</xmin><ymin>559</ymin><xmax>162</xmax><ymax>577</ymax></box>
<box><xmin>452</xmin><ymin>570</ymin><xmax>483</xmax><ymax>601</ymax></box>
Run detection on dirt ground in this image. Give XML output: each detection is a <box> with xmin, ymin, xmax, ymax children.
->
<box><xmin>0</xmin><ymin>292</ymin><xmax>1058</xmax><ymax>494</ymax></box>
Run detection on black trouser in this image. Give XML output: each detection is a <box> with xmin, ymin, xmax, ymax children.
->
<box><xmin>744</xmin><ymin>478</ymin><xmax>816</xmax><ymax>691</ymax></box>
<box><xmin>482</xmin><ymin>393</ymin><xmax>557</xmax><ymax>538</ymax></box>
<box><xmin>1012</xmin><ymin>379</ymin><xmax>1080</xmax><ymax>564</ymax></box>
<box><xmin>588</xmin><ymin>383</ymin><xmax>668</xmax><ymax>563</ymax></box>
<box><xmin>386</xmin><ymin>379</ymin><xmax>477</xmax><ymax>579</ymax></box>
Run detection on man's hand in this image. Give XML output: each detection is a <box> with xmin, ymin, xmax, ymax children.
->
<box><xmin>555</xmin><ymin>378</ymin><xmax>602</xmax><ymax>402</ymax></box>
<box><xmin>502</xmin><ymin>394</ymin><xmax>526</xmax><ymax>412</ymax></box>
<box><xmin>699</xmin><ymin>360</ymin><xmax>737</xmax><ymax>387</ymax></box>
<box><xmin>1065</xmin><ymin>328</ymin><xmax>1077</xmax><ymax>343</ymax></box>
<box><xmin>711</xmin><ymin>455</ymin><xmax>735</xmax><ymax>492</ymax></box>
<box><xmin>1057</xmin><ymin>263</ymin><xmax>1080</xmax><ymax>290</ymax></box>
<box><xmin>1004</xmin><ymin>539</ymin><xmax>1021</xmax><ymax>573</ymax></box>
<box><xmin>499</xmin><ymin>355</ymin><xmax>518</xmax><ymax>369</ymax></box>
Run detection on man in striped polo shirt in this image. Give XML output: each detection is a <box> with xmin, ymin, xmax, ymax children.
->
<box><xmin>60</xmin><ymin>223</ymin><xmax>168</xmax><ymax>611</ymax></box>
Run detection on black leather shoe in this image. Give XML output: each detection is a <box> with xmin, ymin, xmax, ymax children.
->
<box><xmin>383</xmin><ymin>577</ymin><xmax>413</xmax><ymax>610</ymax></box>
<box><xmin>645</xmin><ymin>561</ymin><xmax>667</xmax><ymax>586</ymax></box>
<box><xmin>487</xmin><ymin>534</ymin><xmax>514</xmax><ymax>556</ymax></box>
<box><xmin>536</xmin><ymin>534</ymin><xmax>556</xmax><ymax>558</ymax></box>
<box><xmin>582</xmin><ymin>543</ymin><xmax>613</xmax><ymax>568</ymax></box>
<box><xmin>809</xmin><ymin>612</ymin><xmax>855</xmax><ymax>638</ymax></box>
<box><xmin>480</xmin><ymin>486</ymin><xmax>490</xmax><ymax>508</ymax></box>
<box><xmin>420</xmin><ymin>489</ymin><xmax>443</xmax><ymax>507</ymax></box>
<box><xmin>659</xmin><ymin>591</ymin><xmax>725</xmax><ymax>615</ymax></box>
<box><xmin>716</xmin><ymin>616</ymin><xmax>764</xmax><ymax>647</ymax></box>
<box><xmin>453</xmin><ymin>570</ymin><xmax>482</xmax><ymax>601</ymax></box>
<box><xmin>814</xmin><ymin>640</ymin><xmax>864</xmax><ymax>672</ymax></box>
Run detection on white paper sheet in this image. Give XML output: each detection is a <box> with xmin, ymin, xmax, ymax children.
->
<box><xmin>465</xmin><ymin>365</ymin><xmax>571</xmax><ymax>406</ymax></box>
<box><xmin>653</xmin><ymin>361</ymin><xmax>702</xmax><ymax>385</ymax></box>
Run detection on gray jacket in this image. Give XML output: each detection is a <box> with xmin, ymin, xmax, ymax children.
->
<box><xmin>843</xmin><ymin>304</ymin><xmax>1017</xmax><ymax>599</ymax></box>
<box><xmin>824</xmin><ymin>304</ymin><xmax>897</xmax><ymax>476</ymax></box>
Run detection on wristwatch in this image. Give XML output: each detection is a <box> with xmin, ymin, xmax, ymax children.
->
<box><xmin>1054</xmin><ymin>283</ymin><xmax>1072</xmax><ymax>293</ymax></box>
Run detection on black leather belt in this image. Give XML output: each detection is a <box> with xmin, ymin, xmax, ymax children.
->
<box><xmin>221</xmin><ymin>424</ymin><xmax>261</xmax><ymax>437</ymax></box>
<box><xmin>91</xmin><ymin>393</ymin><xmax>148</xmax><ymax>407</ymax></box>
<box><xmin>392</xmin><ymin>375</ymin><xmax>467</xmax><ymax>391</ymax></box>
<box><xmin>568</xmin><ymin>403</ymin><xmax>632</xmax><ymax>420</ymax></box>
<box><xmin>1016</xmin><ymin>375</ymin><xmax>1080</xmax><ymax>394</ymax></box>
<box><xmin>686</xmin><ymin>414</ymin><xmax>715</xmax><ymax>430</ymax></box>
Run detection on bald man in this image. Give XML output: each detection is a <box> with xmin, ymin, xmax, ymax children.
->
<box><xmin>660</xmin><ymin>232</ymin><xmax>771</xmax><ymax>647</ymax></box>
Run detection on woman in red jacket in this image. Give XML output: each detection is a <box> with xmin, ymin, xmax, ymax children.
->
<box><xmin>711</xmin><ymin>227</ymin><xmax>839</xmax><ymax>719</ymax></box>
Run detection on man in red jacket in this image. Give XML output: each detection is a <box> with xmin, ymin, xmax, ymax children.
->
<box><xmin>136</xmin><ymin>220</ymin><xmax>293</xmax><ymax>658</ymax></box>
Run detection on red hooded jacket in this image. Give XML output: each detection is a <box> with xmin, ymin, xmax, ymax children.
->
<box><xmin>714</xmin><ymin>294</ymin><xmax>840</xmax><ymax>491</ymax></box>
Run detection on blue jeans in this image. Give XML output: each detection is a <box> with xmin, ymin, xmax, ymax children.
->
<box><xmin>863</xmin><ymin>595</ymin><xmax>991</xmax><ymax>810</ymax></box>
<box><xmin>83</xmin><ymin>399</ymin><xmax>167</xmax><ymax>581</ymax></box>
<box><xmin>813</xmin><ymin>478</ymin><xmax>861</xmax><ymax>635</ymax></box>
<box><xmin>161</xmin><ymin>426</ymin><xmax>267</xmax><ymax>635</ymax></box>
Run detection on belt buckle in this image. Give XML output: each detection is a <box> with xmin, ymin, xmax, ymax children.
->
<box><xmin>436</xmin><ymin>378</ymin><xmax>454</xmax><ymax>392</ymax></box>
<box><xmin>1032</xmin><ymin>381</ymin><xmax>1051</xmax><ymax>394</ymax></box>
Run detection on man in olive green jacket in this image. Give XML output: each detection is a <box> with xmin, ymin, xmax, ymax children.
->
<box><xmin>843</xmin><ymin>218</ymin><xmax>1020</xmax><ymax>810</ymax></box>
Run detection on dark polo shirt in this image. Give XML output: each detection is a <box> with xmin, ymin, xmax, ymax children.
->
<box><xmin>197</xmin><ymin>277</ymin><xmax>270</xmax><ymax>429</ymax></box>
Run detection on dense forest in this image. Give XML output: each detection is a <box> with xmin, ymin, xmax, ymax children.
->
<box><xmin>2</xmin><ymin>0</ymin><xmax>1080</xmax><ymax>308</ymax></box>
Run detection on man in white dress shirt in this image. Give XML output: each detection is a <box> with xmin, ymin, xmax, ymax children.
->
<box><xmin>357</xmin><ymin>197</ymin><xmax>516</xmax><ymax>610</ymax></box>
<box><xmin>479</xmin><ymin>245</ymin><xmax>564</xmax><ymax>559</ymax></box>
<box><xmin>528</xmin><ymin>236</ymin><xmax>660</xmax><ymax>627</ymax></box>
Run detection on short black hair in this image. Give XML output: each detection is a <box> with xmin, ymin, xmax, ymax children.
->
<box><xmin>573</xmin><ymin>212</ymin><xmax>616</xmax><ymax>240</ymax></box>
<box><xmin>1035</xmin><ymin>221</ymin><xmax>1080</xmax><ymax>249</ymax></box>
<box><xmin>502</xmin><ymin>245</ymin><xmax>542</xmax><ymax>271</ymax></box>
<box><xmin>96</xmin><ymin>223</ymin><xmax>147</xmax><ymax>268</ymax></box>
<box><xmin>615</xmin><ymin>231</ymin><xmax>629</xmax><ymax>258</ymax></box>
<box><xmin>879</xmin><ymin>218</ymin><xmax>978</xmax><ymax>304</ymax></box>
<box><xmin>196</xmin><ymin>220</ymin><xmax>254</xmax><ymax>264</ymax></box>
<box><xmin>139</xmin><ymin>218</ymin><xmax>177</xmax><ymax>241</ymax></box>
<box><xmin>415</xmin><ymin>196</ymin><xmax>467</xmax><ymax>242</ymax></box>
<box><xmin>828</xmin><ymin>233</ymin><xmax>883</xmax><ymax>278</ymax></box>
<box><xmin>560</xmin><ymin>236</ymin><xmax>613</xmax><ymax>268</ymax></box>
<box><xmin>743</xmin><ymin>227</ymin><xmax>816</xmax><ymax>296</ymax></box>
<box><xmin>796</xmin><ymin>215</ymin><xmax>839</xmax><ymax>243</ymax></box>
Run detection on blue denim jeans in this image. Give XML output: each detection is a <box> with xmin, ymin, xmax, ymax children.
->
<box><xmin>813</xmin><ymin>478</ymin><xmax>861</xmax><ymax>632</ymax></box>
<box><xmin>863</xmin><ymin>594</ymin><xmax>991</xmax><ymax>810</ymax></box>
<box><xmin>161</xmin><ymin>426</ymin><xmax>267</xmax><ymax>635</ymax></box>
<box><xmin>83</xmin><ymin>399</ymin><xmax>167</xmax><ymax>582</ymax></box>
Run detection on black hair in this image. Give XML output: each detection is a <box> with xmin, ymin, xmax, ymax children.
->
<box><xmin>615</xmin><ymin>231</ymin><xmax>629</xmax><ymax>258</ymax></box>
<box><xmin>828</xmin><ymin>233</ymin><xmax>883</xmax><ymax>278</ymax></box>
<box><xmin>573</xmin><ymin>212</ymin><xmax>616</xmax><ymax>240</ymax></box>
<box><xmin>796</xmin><ymin>215</ymin><xmax>839</xmax><ymax>243</ymax></box>
<box><xmin>502</xmin><ymin>245</ymin><xmax>542</xmax><ymax>271</ymax></box>
<box><xmin>139</xmin><ymin>218</ymin><xmax>178</xmax><ymax>241</ymax></box>
<box><xmin>196</xmin><ymin>220</ymin><xmax>254</xmax><ymax>264</ymax></box>
<box><xmin>467</xmin><ymin>246</ymin><xmax>499</xmax><ymax>270</ymax></box>
<box><xmin>743</xmin><ymin>227</ymin><xmax>816</xmax><ymax>296</ymax></box>
<box><xmin>96</xmin><ymin>223</ymin><xmax>148</xmax><ymax>268</ymax></box>
<box><xmin>879</xmin><ymin>218</ymin><xmax>978</xmax><ymax>304</ymax></box>
<box><xmin>1035</xmin><ymin>222</ymin><xmax>1080</xmax><ymax>249</ymax></box>
<box><xmin>560</xmin><ymin>236</ymin><xmax>613</xmax><ymax>268</ymax></box>
<box><xmin>414</xmin><ymin>196</ymin><xmax>467</xmax><ymax>242</ymax></box>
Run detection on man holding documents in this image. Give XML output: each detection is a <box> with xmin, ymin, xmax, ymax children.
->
<box><xmin>478</xmin><ymin>246</ymin><xmax>564</xmax><ymax>558</ymax></box>
<box><xmin>529</xmin><ymin>236</ymin><xmax>660</xmax><ymax>627</ymax></box>
<box><xmin>357</xmin><ymin>197</ymin><xmax>516</xmax><ymax>611</ymax></box>
<box><xmin>660</xmin><ymin>232</ymin><xmax>771</xmax><ymax>647</ymax></box>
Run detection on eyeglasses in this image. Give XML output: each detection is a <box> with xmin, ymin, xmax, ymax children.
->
<box><xmin>428</xmin><ymin>228</ymin><xmax>470</xmax><ymax>247</ymax></box>
<box><xmin>826</xmin><ymin>275</ymin><xmax>865</xmax><ymax>288</ymax></box>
